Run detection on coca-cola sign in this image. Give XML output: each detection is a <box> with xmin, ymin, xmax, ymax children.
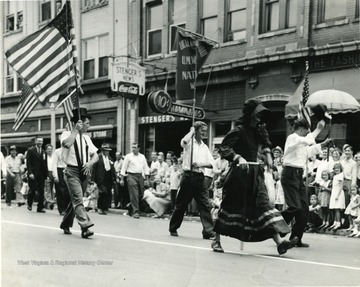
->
<box><xmin>117</xmin><ymin>82</ymin><xmax>140</xmax><ymax>99</ymax></box>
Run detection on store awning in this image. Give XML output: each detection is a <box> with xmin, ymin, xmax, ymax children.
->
<box><xmin>1</xmin><ymin>136</ymin><xmax>35</xmax><ymax>145</ymax></box>
<box><xmin>285</xmin><ymin>68</ymin><xmax>360</xmax><ymax>119</ymax></box>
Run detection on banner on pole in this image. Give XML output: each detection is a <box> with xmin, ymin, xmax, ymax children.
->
<box><xmin>176</xmin><ymin>29</ymin><xmax>214</xmax><ymax>103</ymax></box>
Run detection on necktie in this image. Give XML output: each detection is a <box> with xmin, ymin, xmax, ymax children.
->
<box><xmin>104</xmin><ymin>156</ymin><xmax>110</xmax><ymax>171</ymax></box>
<box><xmin>38</xmin><ymin>147</ymin><xmax>41</xmax><ymax>155</ymax></box>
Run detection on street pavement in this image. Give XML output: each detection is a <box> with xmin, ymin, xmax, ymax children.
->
<box><xmin>1</xmin><ymin>203</ymin><xmax>360</xmax><ymax>287</ymax></box>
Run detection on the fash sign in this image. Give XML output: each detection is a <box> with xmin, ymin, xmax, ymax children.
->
<box><xmin>111</xmin><ymin>58</ymin><xmax>146</xmax><ymax>97</ymax></box>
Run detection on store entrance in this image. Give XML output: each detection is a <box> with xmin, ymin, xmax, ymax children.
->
<box><xmin>155</xmin><ymin>121</ymin><xmax>192</xmax><ymax>157</ymax></box>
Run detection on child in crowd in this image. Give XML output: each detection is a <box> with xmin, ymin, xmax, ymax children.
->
<box><xmin>328</xmin><ymin>163</ymin><xmax>345</xmax><ymax>231</ymax></box>
<box><xmin>318</xmin><ymin>170</ymin><xmax>332</xmax><ymax>229</ymax></box>
<box><xmin>307</xmin><ymin>194</ymin><xmax>322</xmax><ymax>231</ymax></box>
<box><xmin>344</xmin><ymin>187</ymin><xmax>360</xmax><ymax>234</ymax></box>
<box><xmin>83</xmin><ymin>181</ymin><xmax>99</xmax><ymax>212</ymax></box>
<box><xmin>167</xmin><ymin>157</ymin><xmax>181</xmax><ymax>213</ymax></box>
<box><xmin>143</xmin><ymin>175</ymin><xmax>171</xmax><ymax>217</ymax></box>
<box><xmin>211</xmin><ymin>177</ymin><xmax>224</xmax><ymax>222</ymax></box>
<box><xmin>259</xmin><ymin>153</ymin><xmax>276</xmax><ymax>207</ymax></box>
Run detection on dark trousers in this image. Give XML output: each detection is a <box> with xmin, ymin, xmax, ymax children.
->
<box><xmin>97</xmin><ymin>179</ymin><xmax>113</xmax><ymax>211</ymax></box>
<box><xmin>115</xmin><ymin>181</ymin><xmax>130</xmax><ymax>208</ymax></box>
<box><xmin>5</xmin><ymin>173</ymin><xmax>21</xmax><ymax>204</ymax></box>
<box><xmin>281</xmin><ymin>166</ymin><xmax>309</xmax><ymax>242</ymax></box>
<box><xmin>55</xmin><ymin>168</ymin><xmax>70</xmax><ymax>214</ymax></box>
<box><xmin>169</xmin><ymin>171</ymin><xmax>214</xmax><ymax>236</ymax></box>
<box><xmin>28</xmin><ymin>175</ymin><xmax>45</xmax><ymax>211</ymax></box>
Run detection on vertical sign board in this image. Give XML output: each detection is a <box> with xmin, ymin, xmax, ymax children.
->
<box><xmin>111</xmin><ymin>58</ymin><xmax>146</xmax><ymax>99</ymax></box>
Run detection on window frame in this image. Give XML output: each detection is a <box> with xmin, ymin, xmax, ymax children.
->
<box><xmin>82</xmin><ymin>0</ymin><xmax>109</xmax><ymax>10</ymax></box>
<box><xmin>225</xmin><ymin>0</ymin><xmax>247</xmax><ymax>42</ymax></box>
<box><xmin>4</xmin><ymin>61</ymin><xmax>22</xmax><ymax>95</ymax></box>
<box><xmin>82</xmin><ymin>35</ymin><xmax>109</xmax><ymax>81</ymax></box>
<box><xmin>200</xmin><ymin>0</ymin><xmax>218</xmax><ymax>38</ymax></box>
<box><xmin>4</xmin><ymin>1</ymin><xmax>23</xmax><ymax>33</ymax></box>
<box><xmin>146</xmin><ymin>2</ymin><xmax>163</xmax><ymax>57</ymax></box>
<box><xmin>318</xmin><ymin>0</ymin><xmax>347</xmax><ymax>23</ymax></box>
<box><xmin>169</xmin><ymin>23</ymin><xmax>186</xmax><ymax>53</ymax></box>
<box><xmin>260</xmin><ymin>0</ymin><xmax>296</xmax><ymax>34</ymax></box>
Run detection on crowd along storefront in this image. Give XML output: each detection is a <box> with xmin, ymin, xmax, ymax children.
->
<box><xmin>285</xmin><ymin>51</ymin><xmax>360</xmax><ymax>152</ymax></box>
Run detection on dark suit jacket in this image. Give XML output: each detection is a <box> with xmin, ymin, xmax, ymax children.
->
<box><xmin>91</xmin><ymin>154</ymin><xmax>116</xmax><ymax>185</ymax></box>
<box><xmin>26</xmin><ymin>146</ymin><xmax>48</xmax><ymax>179</ymax></box>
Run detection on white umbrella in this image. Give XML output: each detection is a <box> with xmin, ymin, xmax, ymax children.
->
<box><xmin>306</xmin><ymin>89</ymin><xmax>360</xmax><ymax>114</ymax></box>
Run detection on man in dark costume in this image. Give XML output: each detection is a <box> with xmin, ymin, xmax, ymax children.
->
<box><xmin>212</xmin><ymin>99</ymin><xmax>297</xmax><ymax>255</ymax></box>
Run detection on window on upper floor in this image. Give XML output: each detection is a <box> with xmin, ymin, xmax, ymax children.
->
<box><xmin>260</xmin><ymin>0</ymin><xmax>297</xmax><ymax>33</ymax></box>
<box><xmin>318</xmin><ymin>0</ymin><xmax>347</xmax><ymax>22</ymax></box>
<box><xmin>225</xmin><ymin>0</ymin><xmax>247</xmax><ymax>42</ymax></box>
<box><xmin>147</xmin><ymin>2</ymin><xmax>163</xmax><ymax>57</ymax></box>
<box><xmin>200</xmin><ymin>0</ymin><xmax>218</xmax><ymax>39</ymax></box>
<box><xmin>169</xmin><ymin>0</ymin><xmax>186</xmax><ymax>52</ymax></box>
<box><xmin>4</xmin><ymin>1</ymin><xmax>23</xmax><ymax>33</ymax></box>
<box><xmin>356</xmin><ymin>0</ymin><xmax>359</xmax><ymax>18</ymax></box>
<box><xmin>40</xmin><ymin>0</ymin><xmax>63</xmax><ymax>23</ymax></box>
<box><xmin>4</xmin><ymin>62</ymin><xmax>22</xmax><ymax>94</ymax></box>
<box><xmin>83</xmin><ymin>35</ymin><xmax>109</xmax><ymax>80</ymax></box>
<box><xmin>83</xmin><ymin>0</ymin><xmax>108</xmax><ymax>10</ymax></box>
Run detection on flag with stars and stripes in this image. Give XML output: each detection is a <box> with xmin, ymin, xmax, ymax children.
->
<box><xmin>298</xmin><ymin>61</ymin><xmax>312</xmax><ymax>127</ymax></box>
<box><xmin>5</xmin><ymin>0</ymin><xmax>77</xmax><ymax>105</ymax></box>
<box><xmin>13</xmin><ymin>83</ymin><xmax>39</xmax><ymax>131</ymax></box>
<box><xmin>63</xmin><ymin>88</ymin><xmax>79</xmax><ymax>130</ymax></box>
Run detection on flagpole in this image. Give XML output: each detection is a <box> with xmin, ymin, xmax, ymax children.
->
<box><xmin>190</xmin><ymin>41</ymin><xmax>198</xmax><ymax>171</ymax></box>
<box><xmin>176</xmin><ymin>26</ymin><xmax>219</xmax><ymax>46</ymax></box>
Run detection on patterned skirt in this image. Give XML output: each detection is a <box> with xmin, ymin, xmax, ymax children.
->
<box><xmin>214</xmin><ymin>164</ymin><xmax>290</xmax><ymax>242</ymax></box>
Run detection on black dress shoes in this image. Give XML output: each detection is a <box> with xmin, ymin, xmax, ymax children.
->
<box><xmin>62</xmin><ymin>228</ymin><xmax>72</xmax><ymax>235</ymax></box>
<box><xmin>98</xmin><ymin>209</ymin><xmax>107</xmax><ymax>215</ymax></box>
<box><xmin>203</xmin><ymin>232</ymin><xmax>216</xmax><ymax>240</ymax></box>
<box><xmin>37</xmin><ymin>209</ymin><xmax>46</xmax><ymax>213</ymax></box>
<box><xmin>295</xmin><ymin>241</ymin><xmax>310</xmax><ymax>248</ymax></box>
<box><xmin>27</xmin><ymin>205</ymin><xmax>32</xmax><ymax>211</ymax></box>
<box><xmin>211</xmin><ymin>240</ymin><xmax>224</xmax><ymax>253</ymax></box>
<box><xmin>81</xmin><ymin>229</ymin><xmax>94</xmax><ymax>239</ymax></box>
<box><xmin>17</xmin><ymin>202</ymin><xmax>25</xmax><ymax>207</ymax></box>
<box><xmin>169</xmin><ymin>230</ymin><xmax>178</xmax><ymax>237</ymax></box>
<box><xmin>277</xmin><ymin>237</ymin><xmax>299</xmax><ymax>255</ymax></box>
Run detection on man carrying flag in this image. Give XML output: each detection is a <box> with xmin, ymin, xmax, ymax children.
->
<box><xmin>281</xmin><ymin>62</ymin><xmax>332</xmax><ymax>248</ymax></box>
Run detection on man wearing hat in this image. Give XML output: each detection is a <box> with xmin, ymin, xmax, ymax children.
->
<box><xmin>281</xmin><ymin>118</ymin><xmax>331</xmax><ymax>248</ymax></box>
<box><xmin>60</xmin><ymin>108</ymin><xmax>99</xmax><ymax>238</ymax></box>
<box><xmin>4</xmin><ymin>145</ymin><xmax>22</xmax><ymax>207</ymax></box>
<box><xmin>91</xmin><ymin>143</ymin><xmax>117</xmax><ymax>215</ymax></box>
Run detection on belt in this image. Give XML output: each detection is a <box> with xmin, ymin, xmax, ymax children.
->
<box><xmin>184</xmin><ymin>170</ymin><xmax>204</xmax><ymax>176</ymax></box>
<box><xmin>128</xmin><ymin>172</ymin><xmax>142</xmax><ymax>175</ymax></box>
<box><xmin>67</xmin><ymin>165</ymin><xmax>80</xmax><ymax>168</ymax></box>
<box><xmin>284</xmin><ymin>165</ymin><xmax>304</xmax><ymax>171</ymax></box>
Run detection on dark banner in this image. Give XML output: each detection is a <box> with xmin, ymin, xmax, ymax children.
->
<box><xmin>176</xmin><ymin>29</ymin><xmax>214</xmax><ymax>103</ymax></box>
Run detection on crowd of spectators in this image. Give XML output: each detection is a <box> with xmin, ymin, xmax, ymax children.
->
<box><xmin>1</xmin><ymin>139</ymin><xmax>360</xmax><ymax>238</ymax></box>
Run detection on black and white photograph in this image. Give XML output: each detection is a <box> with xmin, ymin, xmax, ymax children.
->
<box><xmin>1</xmin><ymin>0</ymin><xmax>360</xmax><ymax>286</ymax></box>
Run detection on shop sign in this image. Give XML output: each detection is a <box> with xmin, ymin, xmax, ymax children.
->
<box><xmin>139</xmin><ymin>115</ymin><xmax>190</xmax><ymax>124</ymax></box>
<box><xmin>111</xmin><ymin>59</ymin><xmax>146</xmax><ymax>95</ymax></box>
<box><xmin>116</xmin><ymin>82</ymin><xmax>140</xmax><ymax>100</ymax></box>
<box><xmin>309</xmin><ymin>52</ymin><xmax>360</xmax><ymax>71</ymax></box>
<box><xmin>87</xmin><ymin>130</ymin><xmax>112</xmax><ymax>139</ymax></box>
<box><xmin>147</xmin><ymin>90</ymin><xmax>205</xmax><ymax>120</ymax></box>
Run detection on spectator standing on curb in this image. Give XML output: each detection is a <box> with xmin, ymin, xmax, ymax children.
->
<box><xmin>26</xmin><ymin>136</ymin><xmax>48</xmax><ymax>213</ymax></box>
<box><xmin>59</xmin><ymin>108</ymin><xmax>99</xmax><ymax>238</ymax></box>
<box><xmin>92</xmin><ymin>143</ymin><xmax>117</xmax><ymax>215</ymax></box>
<box><xmin>52</xmin><ymin>147</ymin><xmax>70</xmax><ymax>215</ymax></box>
<box><xmin>4</xmin><ymin>145</ymin><xmax>22</xmax><ymax>207</ymax></box>
<box><xmin>120</xmin><ymin>143</ymin><xmax>150</xmax><ymax>219</ymax></box>
<box><xmin>44</xmin><ymin>144</ymin><xmax>55</xmax><ymax>210</ymax></box>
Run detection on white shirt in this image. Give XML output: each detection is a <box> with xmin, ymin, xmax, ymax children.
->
<box><xmin>52</xmin><ymin>148</ymin><xmax>66</xmax><ymax>179</ymax></box>
<box><xmin>181</xmin><ymin>138</ymin><xmax>215</xmax><ymax>173</ymax></box>
<box><xmin>315</xmin><ymin>159</ymin><xmax>333</xmax><ymax>183</ymax></box>
<box><xmin>341</xmin><ymin>157</ymin><xmax>357</xmax><ymax>185</ymax></box>
<box><xmin>60</xmin><ymin>131</ymin><xmax>98</xmax><ymax>166</ymax></box>
<box><xmin>47</xmin><ymin>154</ymin><xmax>53</xmax><ymax>172</ymax></box>
<box><xmin>120</xmin><ymin>152</ymin><xmax>150</xmax><ymax>176</ymax></box>
<box><xmin>283</xmin><ymin>132</ymin><xmax>322</xmax><ymax>169</ymax></box>
<box><xmin>5</xmin><ymin>155</ymin><xmax>22</xmax><ymax>173</ymax></box>
<box><xmin>103</xmin><ymin>155</ymin><xmax>111</xmax><ymax>171</ymax></box>
<box><xmin>114</xmin><ymin>159</ymin><xmax>123</xmax><ymax>175</ymax></box>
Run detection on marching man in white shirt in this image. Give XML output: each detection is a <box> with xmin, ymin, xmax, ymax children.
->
<box><xmin>59</xmin><ymin>108</ymin><xmax>99</xmax><ymax>239</ymax></box>
<box><xmin>281</xmin><ymin>118</ymin><xmax>331</xmax><ymax>248</ymax></box>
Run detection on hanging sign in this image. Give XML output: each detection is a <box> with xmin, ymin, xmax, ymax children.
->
<box><xmin>148</xmin><ymin>90</ymin><xmax>205</xmax><ymax>120</ymax></box>
<box><xmin>111</xmin><ymin>58</ymin><xmax>146</xmax><ymax>96</ymax></box>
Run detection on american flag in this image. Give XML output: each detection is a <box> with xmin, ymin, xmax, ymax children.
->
<box><xmin>63</xmin><ymin>89</ymin><xmax>79</xmax><ymax>130</ymax></box>
<box><xmin>298</xmin><ymin>61</ymin><xmax>312</xmax><ymax>126</ymax></box>
<box><xmin>5</xmin><ymin>0</ymin><xmax>76</xmax><ymax>105</ymax></box>
<box><xmin>13</xmin><ymin>83</ymin><xmax>39</xmax><ymax>131</ymax></box>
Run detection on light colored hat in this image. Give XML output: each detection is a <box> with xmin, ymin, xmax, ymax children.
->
<box><xmin>9</xmin><ymin>145</ymin><xmax>17</xmax><ymax>151</ymax></box>
<box><xmin>101</xmin><ymin>143</ymin><xmax>112</xmax><ymax>151</ymax></box>
<box><xmin>272</xmin><ymin>146</ymin><xmax>283</xmax><ymax>154</ymax></box>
